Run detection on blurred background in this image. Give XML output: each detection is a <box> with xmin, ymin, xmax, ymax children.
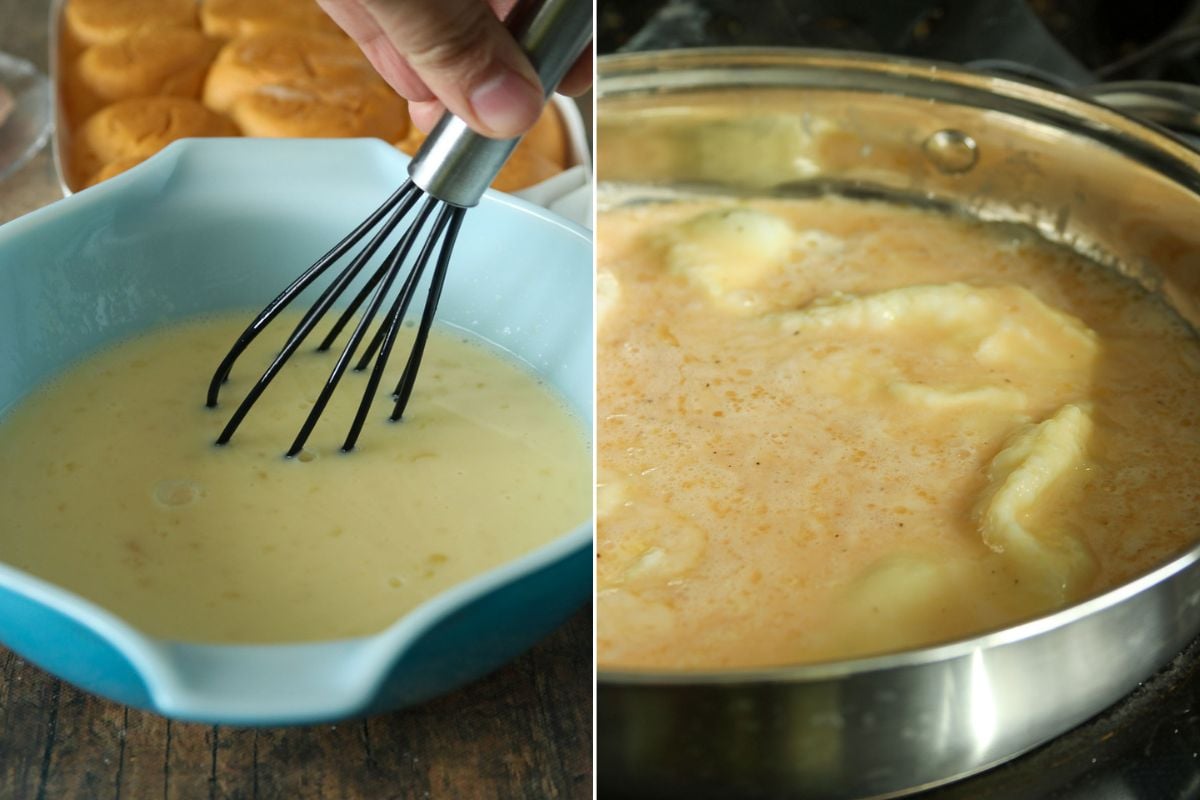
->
<box><xmin>598</xmin><ymin>0</ymin><xmax>1200</xmax><ymax>146</ymax></box>
<box><xmin>599</xmin><ymin>0</ymin><xmax>1200</xmax><ymax>83</ymax></box>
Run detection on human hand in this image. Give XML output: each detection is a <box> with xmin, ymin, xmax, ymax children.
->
<box><xmin>317</xmin><ymin>0</ymin><xmax>592</xmax><ymax>138</ymax></box>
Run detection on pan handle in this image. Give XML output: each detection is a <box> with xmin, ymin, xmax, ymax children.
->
<box><xmin>1081</xmin><ymin>81</ymin><xmax>1200</xmax><ymax>151</ymax></box>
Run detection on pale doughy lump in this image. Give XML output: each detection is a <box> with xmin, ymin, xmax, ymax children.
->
<box><xmin>596</xmin><ymin>196</ymin><xmax>1200</xmax><ymax>670</ymax></box>
<box><xmin>0</xmin><ymin>313</ymin><xmax>590</xmax><ymax>643</ymax></box>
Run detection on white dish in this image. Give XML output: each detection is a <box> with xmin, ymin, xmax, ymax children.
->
<box><xmin>0</xmin><ymin>51</ymin><xmax>52</xmax><ymax>184</ymax></box>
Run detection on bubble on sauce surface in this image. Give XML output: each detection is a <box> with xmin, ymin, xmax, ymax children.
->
<box><xmin>922</xmin><ymin>129</ymin><xmax>979</xmax><ymax>174</ymax></box>
<box><xmin>152</xmin><ymin>480</ymin><xmax>203</xmax><ymax>508</ymax></box>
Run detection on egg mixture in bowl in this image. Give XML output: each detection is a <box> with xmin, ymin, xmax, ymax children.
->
<box><xmin>0</xmin><ymin>311</ymin><xmax>590</xmax><ymax>644</ymax></box>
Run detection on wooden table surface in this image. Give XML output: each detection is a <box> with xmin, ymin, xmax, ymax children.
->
<box><xmin>0</xmin><ymin>608</ymin><xmax>591</xmax><ymax>799</ymax></box>
<box><xmin>0</xmin><ymin>3</ymin><xmax>592</xmax><ymax>798</ymax></box>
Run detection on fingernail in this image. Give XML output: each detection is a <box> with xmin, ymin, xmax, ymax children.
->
<box><xmin>469</xmin><ymin>70</ymin><xmax>542</xmax><ymax>138</ymax></box>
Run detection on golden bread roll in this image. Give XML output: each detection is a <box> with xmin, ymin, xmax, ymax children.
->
<box><xmin>492</xmin><ymin>142</ymin><xmax>561</xmax><ymax>192</ymax></box>
<box><xmin>73</xmin><ymin>97</ymin><xmax>239</xmax><ymax>184</ymax></box>
<box><xmin>60</xmin><ymin>70</ymin><xmax>103</xmax><ymax>131</ymax></box>
<box><xmin>85</xmin><ymin>155</ymin><xmax>148</xmax><ymax>187</ymax></box>
<box><xmin>74</xmin><ymin>30</ymin><xmax>221</xmax><ymax>112</ymax></box>
<box><xmin>200</xmin><ymin>0</ymin><xmax>344</xmax><ymax>39</ymax></box>
<box><xmin>203</xmin><ymin>30</ymin><xmax>373</xmax><ymax>113</ymax></box>
<box><xmin>64</xmin><ymin>0</ymin><xmax>198</xmax><ymax>47</ymax></box>
<box><xmin>394</xmin><ymin>127</ymin><xmax>425</xmax><ymax>158</ymax></box>
<box><xmin>523</xmin><ymin>104</ymin><xmax>570</xmax><ymax>168</ymax></box>
<box><xmin>231</xmin><ymin>79</ymin><xmax>409</xmax><ymax>140</ymax></box>
<box><xmin>396</xmin><ymin>129</ymin><xmax>560</xmax><ymax>192</ymax></box>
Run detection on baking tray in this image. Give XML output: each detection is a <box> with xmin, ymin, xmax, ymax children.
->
<box><xmin>47</xmin><ymin>0</ymin><xmax>592</xmax><ymax>225</ymax></box>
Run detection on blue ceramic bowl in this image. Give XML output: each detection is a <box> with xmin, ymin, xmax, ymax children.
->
<box><xmin>0</xmin><ymin>138</ymin><xmax>593</xmax><ymax>725</ymax></box>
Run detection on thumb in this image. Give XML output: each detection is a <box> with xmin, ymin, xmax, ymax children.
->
<box><xmin>363</xmin><ymin>0</ymin><xmax>544</xmax><ymax>138</ymax></box>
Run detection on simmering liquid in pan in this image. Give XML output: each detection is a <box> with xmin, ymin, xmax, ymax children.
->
<box><xmin>0</xmin><ymin>312</ymin><xmax>590</xmax><ymax>643</ymax></box>
<box><xmin>596</xmin><ymin>196</ymin><xmax>1200</xmax><ymax>669</ymax></box>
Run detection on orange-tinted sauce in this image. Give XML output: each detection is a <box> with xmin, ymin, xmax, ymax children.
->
<box><xmin>597</xmin><ymin>196</ymin><xmax>1200</xmax><ymax>669</ymax></box>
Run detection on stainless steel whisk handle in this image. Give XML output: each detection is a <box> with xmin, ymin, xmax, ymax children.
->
<box><xmin>407</xmin><ymin>0</ymin><xmax>592</xmax><ymax>208</ymax></box>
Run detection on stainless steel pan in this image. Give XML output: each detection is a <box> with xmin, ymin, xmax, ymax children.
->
<box><xmin>596</xmin><ymin>48</ymin><xmax>1200</xmax><ymax>800</ymax></box>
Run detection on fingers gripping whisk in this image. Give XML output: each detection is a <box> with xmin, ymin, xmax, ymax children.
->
<box><xmin>205</xmin><ymin>0</ymin><xmax>590</xmax><ymax>456</ymax></box>
<box><xmin>205</xmin><ymin>180</ymin><xmax>465</xmax><ymax>456</ymax></box>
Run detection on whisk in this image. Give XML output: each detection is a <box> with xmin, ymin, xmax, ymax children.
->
<box><xmin>205</xmin><ymin>0</ymin><xmax>591</xmax><ymax>457</ymax></box>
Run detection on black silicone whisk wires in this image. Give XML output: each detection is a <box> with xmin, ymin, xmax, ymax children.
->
<box><xmin>205</xmin><ymin>0</ymin><xmax>591</xmax><ymax>457</ymax></box>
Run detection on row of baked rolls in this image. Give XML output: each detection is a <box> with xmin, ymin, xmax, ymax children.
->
<box><xmin>204</xmin><ymin>29</ymin><xmax>408</xmax><ymax>139</ymax></box>
<box><xmin>64</xmin><ymin>0</ymin><xmax>342</xmax><ymax>47</ymax></box>
<box><xmin>63</xmin><ymin>0</ymin><xmax>571</xmax><ymax>191</ymax></box>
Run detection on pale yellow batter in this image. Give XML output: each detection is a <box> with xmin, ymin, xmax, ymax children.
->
<box><xmin>0</xmin><ymin>312</ymin><xmax>590</xmax><ymax>643</ymax></box>
<box><xmin>597</xmin><ymin>196</ymin><xmax>1200</xmax><ymax>670</ymax></box>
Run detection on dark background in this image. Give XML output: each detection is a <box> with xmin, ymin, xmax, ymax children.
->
<box><xmin>598</xmin><ymin>0</ymin><xmax>1200</xmax><ymax>85</ymax></box>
